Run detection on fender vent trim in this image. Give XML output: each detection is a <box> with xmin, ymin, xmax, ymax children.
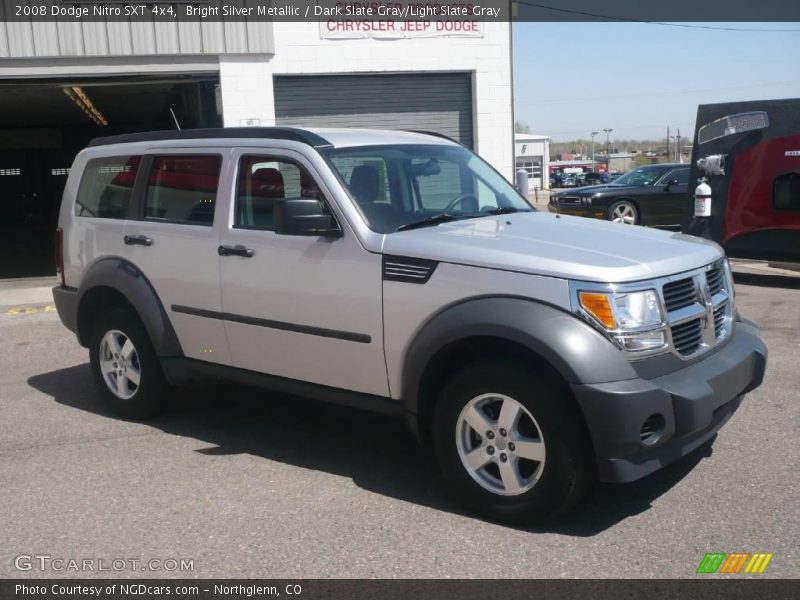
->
<box><xmin>383</xmin><ymin>255</ymin><xmax>438</xmax><ymax>284</ymax></box>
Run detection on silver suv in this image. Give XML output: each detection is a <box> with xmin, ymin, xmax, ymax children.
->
<box><xmin>52</xmin><ymin>128</ymin><xmax>767</xmax><ymax>523</ymax></box>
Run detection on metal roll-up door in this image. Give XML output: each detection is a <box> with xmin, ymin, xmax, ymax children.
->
<box><xmin>274</xmin><ymin>73</ymin><xmax>474</xmax><ymax>148</ymax></box>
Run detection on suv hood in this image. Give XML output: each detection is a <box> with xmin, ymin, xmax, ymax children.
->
<box><xmin>382</xmin><ymin>212</ymin><xmax>723</xmax><ymax>283</ymax></box>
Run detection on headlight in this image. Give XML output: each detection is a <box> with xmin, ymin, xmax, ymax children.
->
<box><xmin>577</xmin><ymin>288</ymin><xmax>667</xmax><ymax>353</ymax></box>
<box><xmin>580</xmin><ymin>195</ymin><xmax>594</xmax><ymax>205</ymax></box>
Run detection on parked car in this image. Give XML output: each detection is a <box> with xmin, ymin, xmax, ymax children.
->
<box><xmin>549</xmin><ymin>163</ymin><xmax>691</xmax><ymax>226</ymax></box>
<box><xmin>560</xmin><ymin>173</ymin><xmax>578</xmax><ymax>187</ymax></box>
<box><xmin>582</xmin><ymin>172</ymin><xmax>610</xmax><ymax>186</ymax></box>
<box><xmin>549</xmin><ymin>172</ymin><xmax>564</xmax><ymax>188</ymax></box>
<box><xmin>53</xmin><ymin>129</ymin><xmax>766</xmax><ymax>524</ymax></box>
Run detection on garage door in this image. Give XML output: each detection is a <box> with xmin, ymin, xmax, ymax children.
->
<box><xmin>274</xmin><ymin>73</ymin><xmax>474</xmax><ymax>148</ymax></box>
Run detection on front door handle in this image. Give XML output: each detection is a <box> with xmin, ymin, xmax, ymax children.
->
<box><xmin>124</xmin><ymin>235</ymin><xmax>153</xmax><ymax>247</ymax></box>
<box><xmin>218</xmin><ymin>244</ymin><xmax>254</xmax><ymax>258</ymax></box>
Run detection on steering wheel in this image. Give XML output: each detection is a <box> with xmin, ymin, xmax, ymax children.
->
<box><xmin>441</xmin><ymin>193</ymin><xmax>479</xmax><ymax>214</ymax></box>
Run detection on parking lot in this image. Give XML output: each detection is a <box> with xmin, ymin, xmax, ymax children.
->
<box><xmin>1</xmin><ymin>264</ymin><xmax>797</xmax><ymax>579</ymax></box>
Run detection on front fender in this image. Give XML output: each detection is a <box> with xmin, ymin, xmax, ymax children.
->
<box><xmin>400</xmin><ymin>296</ymin><xmax>638</xmax><ymax>415</ymax></box>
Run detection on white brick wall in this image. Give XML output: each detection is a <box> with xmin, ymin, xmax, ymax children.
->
<box><xmin>219</xmin><ymin>22</ymin><xmax>513</xmax><ymax>178</ymax></box>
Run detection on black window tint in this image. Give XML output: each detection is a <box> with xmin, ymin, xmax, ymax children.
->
<box><xmin>75</xmin><ymin>156</ymin><xmax>140</xmax><ymax>218</ymax></box>
<box><xmin>774</xmin><ymin>173</ymin><xmax>800</xmax><ymax>210</ymax></box>
<box><xmin>664</xmin><ymin>168</ymin><xmax>689</xmax><ymax>185</ymax></box>
<box><xmin>145</xmin><ymin>155</ymin><xmax>221</xmax><ymax>225</ymax></box>
<box><xmin>235</xmin><ymin>156</ymin><xmax>324</xmax><ymax>230</ymax></box>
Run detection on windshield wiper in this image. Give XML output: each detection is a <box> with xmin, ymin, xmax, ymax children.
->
<box><xmin>396</xmin><ymin>213</ymin><xmax>479</xmax><ymax>231</ymax></box>
<box><xmin>485</xmin><ymin>207</ymin><xmax>532</xmax><ymax>215</ymax></box>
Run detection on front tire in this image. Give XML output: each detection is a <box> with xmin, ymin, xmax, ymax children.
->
<box><xmin>89</xmin><ymin>307</ymin><xmax>168</xmax><ymax>419</ymax></box>
<box><xmin>432</xmin><ymin>359</ymin><xmax>595</xmax><ymax>524</ymax></box>
<box><xmin>608</xmin><ymin>200</ymin><xmax>639</xmax><ymax>225</ymax></box>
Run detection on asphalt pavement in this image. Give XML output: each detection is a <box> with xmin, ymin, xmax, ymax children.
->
<box><xmin>0</xmin><ymin>267</ymin><xmax>797</xmax><ymax>579</ymax></box>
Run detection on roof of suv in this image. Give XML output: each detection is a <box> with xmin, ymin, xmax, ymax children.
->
<box><xmin>87</xmin><ymin>127</ymin><xmax>459</xmax><ymax>150</ymax></box>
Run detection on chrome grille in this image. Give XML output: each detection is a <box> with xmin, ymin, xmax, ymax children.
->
<box><xmin>662</xmin><ymin>277</ymin><xmax>697</xmax><ymax>311</ymax></box>
<box><xmin>706</xmin><ymin>266</ymin><xmax>724</xmax><ymax>295</ymax></box>
<box><xmin>671</xmin><ymin>318</ymin><xmax>704</xmax><ymax>355</ymax></box>
<box><xmin>661</xmin><ymin>259</ymin><xmax>733</xmax><ymax>360</ymax></box>
<box><xmin>714</xmin><ymin>303</ymin><xmax>727</xmax><ymax>337</ymax></box>
<box><xmin>557</xmin><ymin>195</ymin><xmax>581</xmax><ymax>205</ymax></box>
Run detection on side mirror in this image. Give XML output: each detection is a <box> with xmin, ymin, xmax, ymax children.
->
<box><xmin>273</xmin><ymin>199</ymin><xmax>342</xmax><ymax>237</ymax></box>
<box><xmin>664</xmin><ymin>179</ymin><xmax>679</xmax><ymax>190</ymax></box>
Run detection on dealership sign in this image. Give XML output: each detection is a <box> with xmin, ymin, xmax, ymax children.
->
<box><xmin>319</xmin><ymin>19</ymin><xmax>483</xmax><ymax>38</ymax></box>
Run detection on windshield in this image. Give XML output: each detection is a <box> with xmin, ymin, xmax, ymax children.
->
<box><xmin>612</xmin><ymin>166</ymin><xmax>670</xmax><ymax>187</ymax></box>
<box><xmin>323</xmin><ymin>144</ymin><xmax>533</xmax><ymax>233</ymax></box>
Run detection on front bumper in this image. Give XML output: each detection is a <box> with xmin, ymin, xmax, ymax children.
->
<box><xmin>572</xmin><ymin>318</ymin><xmax>767</xmax><ymax>483</ymax></box>
<box><xmin>548</xmin><ymin>202</ymin><xmax>605</xmax><ymax>218</ymax></box>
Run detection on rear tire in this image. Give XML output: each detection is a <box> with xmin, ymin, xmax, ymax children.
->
<box><xmin>89</xmin><ymin>307</ymin><xmax>168</xmax><ymax>419</ymax></box>
<box><xmin>432</xmin><ymin>359</ymin><xmax>595</xmax><ymax>524</ymax></box>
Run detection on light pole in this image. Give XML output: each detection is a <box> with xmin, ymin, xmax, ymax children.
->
<box><xmin>603</xmin><ymin>128</ymin><xmax>613</xmax><ymax>171</ymax></box>
<box><xmin>590</xmin><ymin>131</ymin><xmax>599</xmax><ymax>172</ymax></box>
<box><xmin>670</xmin><ymin>128</ymin><xmax>682</xmax><ymax>162</ymax></box>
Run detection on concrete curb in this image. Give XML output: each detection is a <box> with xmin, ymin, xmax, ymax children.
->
<box><xmin>0</xmin><ymin>277</ymin><xmax>57</xmax><ymax>309</ymax></box>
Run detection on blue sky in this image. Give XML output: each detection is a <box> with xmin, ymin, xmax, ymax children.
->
<box><xmin>512</xmin><ymin>22</ymin><xmax>800</xmax><ymax>141</ymax></box>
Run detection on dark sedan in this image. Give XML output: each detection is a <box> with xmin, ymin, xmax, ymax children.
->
<box><xmin>582</xmin><ymin>172</ymin><xmax>611</xmax><ymax>185</ymax></box>
<box><xmin>548</xmin><ymin>163</ymin><xmax>690</xmax><ymax>227</ymax></box>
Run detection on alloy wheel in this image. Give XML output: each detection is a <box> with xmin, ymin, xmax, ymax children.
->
<box><xmin>610</xmin><ymin>202</ymin><xmax>637</xmax><ymax>224</ymax></box>
<box><xmin>455</xmin><ymin>393</ymin><xmax>546</xmax><ymax>496</ymax></box>
<box><xmin>98</xmin><ymin>329</ymin><xmax>141</xmax><ymax>400</ymax></box>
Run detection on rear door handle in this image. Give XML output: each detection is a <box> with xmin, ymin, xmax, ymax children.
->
<box><xmin>124</xmin><ymin>235</ymin><xmax>153</xmax><ymax>247</ymax></box>
<box><xmin>218</xmin><ymin>244</ymin><xmax>254</xmax><ymax>258</ymax></box>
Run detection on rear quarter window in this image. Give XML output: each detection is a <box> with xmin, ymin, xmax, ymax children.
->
<box><xmin>74</xmin><ymin>156</ymin><xmax>141</xmax><ymax>218</ymax></box>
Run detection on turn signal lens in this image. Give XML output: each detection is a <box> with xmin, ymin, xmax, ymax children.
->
<box><xmin>578</xmin><ymin>292</ymin><xmax>615</xmax><ymax>329</ymax></box>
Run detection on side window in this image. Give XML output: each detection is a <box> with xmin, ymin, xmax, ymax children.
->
<box><xmin>75</xmin><ymin>156</ymin><xmax>141</xmax><ymax>218</ymax></box>
<box><xmin>774</xmin><ymin>173</ymin><xmax>800</xmax><ymax>210</ymax></box>
<box><xmin>236</xmin><ymin>156</ymin><xmax>324</xmax><ymax>229</ymax></box>
<box><xmin>663</xmin><ymin>168</ymin><xmax>689</xmax><ymax>186</ymax></box>
<box><xmin>144</xmin><ymin>155</ymin><xmax>221</xmax><ymax>225</ymax></box>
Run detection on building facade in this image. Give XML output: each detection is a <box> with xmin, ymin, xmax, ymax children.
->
<box><xmin>514</xmin><ymin>133</ymin><xmax>550</xmax><ymax>190</ymax></box>
<box><xmin>0</xmin><ymin>16</ymin><xmax>513</xmax><ymax>278</ymax></box>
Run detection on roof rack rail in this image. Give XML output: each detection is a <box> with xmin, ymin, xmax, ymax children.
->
<box><xmin>87</xmin><ymin>127</ymin><xmax>332</xmax><ymax>149</ymax></box>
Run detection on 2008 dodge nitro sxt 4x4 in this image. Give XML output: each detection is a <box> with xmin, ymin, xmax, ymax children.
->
<box><xmin>52</xmin><ymin>128</ymin><xmax>767</xmax><ymax>523</ymax></box>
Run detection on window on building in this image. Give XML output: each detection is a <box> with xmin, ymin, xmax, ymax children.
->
<box><xmin>75</xmin><ymin>156</ymin><xmax>141</xmax><ymax>219</ymax></box>
<box><xmin>235</xmin><ymin>156</ymin><xmax>324</xmax><ymax>230</ymax></box>
<box><xmin>774</xmin><ymin>173</ymin><xmax>800</xmax><ymax>210</ymax></box>
<box><xmin>144</xmin><ymin>155</ymin><xmax>221</xmax><ymax>225</ymax></box>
